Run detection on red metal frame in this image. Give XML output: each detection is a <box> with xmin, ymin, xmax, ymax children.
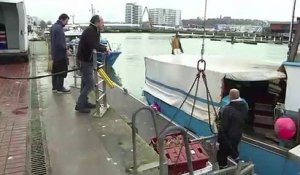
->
<box><xmin>150</xmin><ymin>133</ymin><xmax>209</xmax><ymax>174</ymax></box>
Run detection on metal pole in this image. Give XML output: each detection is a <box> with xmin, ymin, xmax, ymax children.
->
<box><xmin>102</xmin><ymin>53</ymin><xmax>107</xmax><ymax>108</ymax></box>
<box><xmin>211</xmin><ymin>166</ymin><xmax>237</xmax><ymax>175</ymax></box>
<box><xmin>158</xmin><ymin>126</ymin><xmax>194</xmax><ymax>175</ymax></box>
<box><xmin>234</xmin><ymin>161</ymin><xmax>243</xmax><ymax>175</ymax></box>
<box><xmin>93</xmin><ymin>50</ymin><xmax>100</xmax><ymax>116</ymax></box>
<box><xmin>132</xmin><ymin>107</ymin><xmax>158</xmax><ymax>174</ymax></box>
<box><xmin>240</xmin><ymin>164</ymin><xmax>255</xmax><ymax>175</ymax></box>
<box><xmin>191</xmin><ymin>135</ymin><xmax>216</xmax><ymax>142</ymax></box>
<box><xmin>288</xmin><ymin>0</ymin><xmax>297</xmax><ymax>49</ymax></box>
<box><xmin>297</xmin><ymin>109</ymin><xmax>300</xmax><ymax>144</ymax></box>
<box><xmin>72</xmin><ymin>45</ymin><xmax>79</xmax><ymax>88</ymax></box>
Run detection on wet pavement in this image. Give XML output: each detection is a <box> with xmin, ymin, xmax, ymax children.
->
<box><xmin>0</xmin><ymin>59</ymin><xmax>29</xmax><ymax>175</ymax></box>
<box><xmin>32</xmin><ymin>52</ymin><xmax>160</xmax><ymax>175</ymax></box>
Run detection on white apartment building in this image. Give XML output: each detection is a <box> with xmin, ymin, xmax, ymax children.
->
<box><xmin>125</xmin><ymin>3</ymin><xmax>142</xmax><ymax>25</ymax></box>
<box><xmin>149</xmin><ymin>8</ymin><xmax>181</xmax><ymax>27</ymax></box>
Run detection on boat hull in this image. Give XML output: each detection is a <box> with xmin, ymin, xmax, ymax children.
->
<box><xmin>144</xmin><ymin>91</ymin><xmax>300</xmax><ymax>175</ymax></box>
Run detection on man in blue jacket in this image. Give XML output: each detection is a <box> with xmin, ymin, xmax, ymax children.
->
<box><xmin>51</xmin><ymin>14</ymin><xmax>70</xmax><ymax>93</ymax></box>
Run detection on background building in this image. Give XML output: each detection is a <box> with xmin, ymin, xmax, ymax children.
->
<box><xmin>125</xmin><ymin>3</ymin><xmax>142</xmax><ymax>25</ymax></box>
<box><xmin>149</xmin><ymin>8</ymin><xmax>181</xmax><ymax>27</ymax></box>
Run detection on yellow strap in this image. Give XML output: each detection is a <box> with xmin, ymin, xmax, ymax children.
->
<box><xmin>97</xmin><ymin>68</ymin><xmax>115</xmax><ymax>88</ymax></box>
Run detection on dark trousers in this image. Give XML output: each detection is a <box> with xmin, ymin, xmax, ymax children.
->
<box><xmin>52</xmin><ymin>76</ymin><xmax>64</xmax><ymax>90</ymax></box>
<box><xmin>52</xmin><ymin>59</ymin><xmax>68</xmax><ymax>90</ymax></box>
<box><xmin>76</xmin><ymin>61</ymin><xmax>94</xmax><ymax>108</ymax></box>
<box><xmin>217</xmin><ymin>136</ymin><xmax>239</xmax><ymax>167</ymax></box>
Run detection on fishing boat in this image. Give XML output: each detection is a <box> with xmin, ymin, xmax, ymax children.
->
<box><xmin>143</xmin><ymin>1</ymin><xmax>300</xmax><ymax>174</ymax></box>
<box><xmin>143</xmin><ymin>49</ymin><xmax>300</xmax><ymax>175</ymax></box>
<box><xmin>97</xmin><ymin>38</ymin><xmax>121</xmax><ymax>67</ymax></box>
<box><xmin>243</xmin><ymin>40</ymin><xmax>258</xmax><ymax>45</ymax></box>
<box><xmin>67</xmin><ymin>37</ymin><xmax>121</xmax><ymax>67</ymax></box>
<box><xmin>211</xmin><ymin>38</ymin><xmax>222</xmax><ymax>41</ymax></box>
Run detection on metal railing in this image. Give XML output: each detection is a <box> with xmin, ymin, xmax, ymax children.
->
<box><xmin>70</xmin><ymin>44</ymin><xmax>81</xmax><ymax>89</ymax></box>
<box><xmin>211</xmin><ymin>160</ymin><xmax>255</xmax><ymax>175</ymax></box>
<box><xmin>158</xmin><ymin>126</ymin><xmax>194</xmax><ymax>175</ymax></box>
<box><xmin>131</xmin><ymin>107</ymin><xmax>158</xmax><ymax>174</ymax></box>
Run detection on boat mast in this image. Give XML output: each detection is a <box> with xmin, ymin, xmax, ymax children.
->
<box><xmin>288</xmin><ymin>0</ymin><xmax>297</xmax><ymax>52</ymax></box>
<box><xmin>70</xmin><ymin>14</ymin><xmax>75</xmax><ymax>24</ymax></box>
<box><xmin>90</xmin><ymin>4</ymin><xmax>95</xmax><ymax>16</ymax></box>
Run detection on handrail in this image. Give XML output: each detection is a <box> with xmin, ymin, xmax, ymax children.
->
<box><xmin>158</xmin><ymin>126</ymin><xmax>194</xmax><ymax>175</ymax></box>
<box><xmin>131</xmin><ymin>107</ymin><xmax>159</xmax><ymax>174</ymax></box>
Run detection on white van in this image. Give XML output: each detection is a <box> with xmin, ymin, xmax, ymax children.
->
<box><xmin>0</xmin><ymin>0</ymin><xmax>28</xmax><ymax>60</ymax></box>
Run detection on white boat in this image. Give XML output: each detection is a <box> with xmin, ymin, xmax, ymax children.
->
<box><xmin>143</xmin><ymin>40</ymin><xmax>300</xmax><ymax>175</ymax></box>
<box><xmin>64</xmin><ymin>25</ymin><xmax>83</xmax><ymax>38</ymax></box>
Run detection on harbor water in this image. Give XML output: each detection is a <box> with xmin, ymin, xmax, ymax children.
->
<box><xmin>99</xmin><ymin>33</ymin><xmax>287</xmax><ymax>99</ymax></box>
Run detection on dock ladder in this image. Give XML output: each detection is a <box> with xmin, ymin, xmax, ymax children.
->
<box><xmin>92</xmin><ymin>49</ymin><xmax>109</xmax><ymax>117</ymax></box>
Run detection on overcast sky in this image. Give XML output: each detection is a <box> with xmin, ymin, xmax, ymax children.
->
<box><xmin>25</xmin><ymin>0</ymin><xmax>300</xmax><ymax>23</ymax></box>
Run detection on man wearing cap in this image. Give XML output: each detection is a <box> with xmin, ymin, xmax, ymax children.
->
<box><xmin>75</xmin><ymin>15</ymin><xmax>109</xmax><ymax>113</ymax></box>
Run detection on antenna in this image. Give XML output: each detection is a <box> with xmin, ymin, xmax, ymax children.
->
<box><xmin>89</xmin><ymin>4</ymin><xmax>99</xmax><ymax>16</ymax></box>
<box><xmin>70</xmin><ymin>14</ymin><xmax>75</xmax><ymax>24</ymax></box>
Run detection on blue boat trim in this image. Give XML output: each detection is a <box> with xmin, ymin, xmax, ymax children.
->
<box><xmin>144</xmin><ymin>91</ymin><xmax>300</xmax><ymax>175</ymax></box>
<box><xmin>145</xmin><ymin>77</ymin><xmax>221</xmax><ymax>107</ymax></box>
<box><xmin>283</xmin><ymin>61</ymin><xmax>300</xmax><ymax>67</ymax></box>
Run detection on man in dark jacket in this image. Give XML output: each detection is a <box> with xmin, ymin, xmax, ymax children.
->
<box><xmin>50</xmin><ymin>14</ymin><xmax>70</xmax><ymax>93</ymax></box>
<box><xmin>75</xmin><ymin>15</ymin><xmax>108</xmax><ymax>113</ymax></box>
<box><xmin>217</xmin><ymin>89</ymin><xmax>248</xmax><ymax>169</ymax></box>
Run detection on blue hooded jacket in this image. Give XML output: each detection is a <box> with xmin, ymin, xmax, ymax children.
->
<box><xmin>50</xmin><ymin>20</ymin><xmax>67</xmax><ymax>61</ymax></box>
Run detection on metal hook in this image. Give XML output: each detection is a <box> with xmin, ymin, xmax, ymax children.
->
<box><xmin>197</xmin><ymin>59</ymin><xmax>206</xmax><ymax>72</ymax></box>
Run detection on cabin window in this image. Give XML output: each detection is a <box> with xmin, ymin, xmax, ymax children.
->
<box><xmin>221</xmin><ymin>78</ymin><xmax>297</xmax><ymax>149</ymax></box>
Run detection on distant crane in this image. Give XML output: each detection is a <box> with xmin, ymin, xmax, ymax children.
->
<box><xmin>141</xmin><ymin>6</ymin><xmax>153</xmax><ymax>29</ymax></box>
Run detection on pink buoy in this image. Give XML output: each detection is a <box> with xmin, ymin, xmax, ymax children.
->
<box><xmin>274</xmin><ymin>117</ymin><xmax>297</xmax><ymax>140</ymax></box>
<box><xmin>150</xmin><ymin>102</ymin><xmax>160</xmax><ymax>112</ymax></box>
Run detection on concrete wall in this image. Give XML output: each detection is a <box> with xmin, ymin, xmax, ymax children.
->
<box><xmin>29</xmin><ymin>41</ymin><xmax>48</xmax><ymax>56</ymax></box>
